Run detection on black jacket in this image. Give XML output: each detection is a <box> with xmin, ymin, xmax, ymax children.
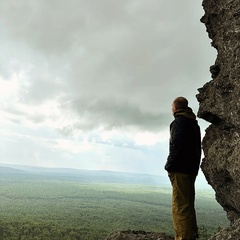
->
<box><xmin>165</xmin><ymin>108</ymin><xmax>201</xmax><ymax>176</ymax></box>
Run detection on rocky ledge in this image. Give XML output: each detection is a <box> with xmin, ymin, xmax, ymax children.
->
<box><xmin>105</xmin><ymin>230</ymin><xmax>174</xmax><ymax>240</ymax></box>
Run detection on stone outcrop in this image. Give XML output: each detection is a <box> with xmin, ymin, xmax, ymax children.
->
<box><xmin>197</xmin><ymin>0</ymin><xmax>240</xmax><ymax>239</ymax></box>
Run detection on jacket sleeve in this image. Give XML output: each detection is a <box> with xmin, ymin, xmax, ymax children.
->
<box><xmin>195</xmin><ymin>125</ymin><xmax>202</xmax><ymax>163</ymax></box>
<box><xmin>164</xmin><ymin>119</ymin><xmax>185</xmax><ymax>172</ymax></box>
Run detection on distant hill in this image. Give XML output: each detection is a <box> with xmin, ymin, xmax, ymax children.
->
<box><xmin>0</xmin><ymin>166</ymin><xmax>27</xmax><ymax>174</ymax></box>
<box><xmin>0</xmin><ymin>163</ymin><xmax>210</xmax><ymax>188</ymax></box>
<box><xmin>0</xmin><ymin>163</ymin><xmax>170</xmax><ymax>186</ymax></box>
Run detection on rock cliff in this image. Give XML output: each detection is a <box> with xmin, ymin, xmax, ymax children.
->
<box><xmin>197</xmin><ymin>0</ymin><xmax>240</xmax><ymax>239</ymax></box>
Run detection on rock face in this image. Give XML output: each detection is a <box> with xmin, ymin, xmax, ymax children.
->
<box><xmin>197</xmin><ymin>0</ymin><xmax>240</xmax><ymax>239</ymax></box>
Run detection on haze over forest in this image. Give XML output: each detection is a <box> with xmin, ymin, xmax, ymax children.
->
<box><xmin>0</xmin><ymin>165</ymin><xmax>227</xmax><ymax>239</ymax></box>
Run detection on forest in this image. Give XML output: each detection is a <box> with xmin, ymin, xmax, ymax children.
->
<box><xmin>0</xmin><ymin>167</ymin><xmax>228</xmax><ymax>239</ymax></box>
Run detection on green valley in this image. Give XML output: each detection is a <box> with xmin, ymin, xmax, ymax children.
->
<box><xmin>0</xmin><ymin>166</ymin><xmax>228</xmax><ymax>239</ymax></box>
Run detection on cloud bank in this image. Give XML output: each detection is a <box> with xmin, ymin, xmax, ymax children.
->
<box><xmin>0</xmin><ymin>0</ymin><xmax>214</xmax><ymax>177</ymax></box>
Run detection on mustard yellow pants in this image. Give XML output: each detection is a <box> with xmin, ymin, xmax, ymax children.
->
<box><xmin>169</xmin><ymin>172</ymin><xmax>198</xmax><ymax>240</ymax></box>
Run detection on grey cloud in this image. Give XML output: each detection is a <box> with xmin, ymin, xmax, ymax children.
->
<box><xmin>1</xmin><ymin>0</ymin><xmax>132</xmax><ymax>55</ymax></box>
<box><xmin>65</xmin><ymin>97</ymin><xmax>170</xmax><ymax>131</ymax></box>
<box><xmin>0</xmin><ymin>0</ymin><xmax>214</xmax><ymax>132</ymax></box>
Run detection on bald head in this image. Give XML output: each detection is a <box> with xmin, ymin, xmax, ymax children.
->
<box><xmin>172</xmin><ymin>97</ymin><xmax>188</xmax><ymax>113</ymax></box>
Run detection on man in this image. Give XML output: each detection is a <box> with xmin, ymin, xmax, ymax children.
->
<box><xmin>165</xmin><ymin>97</ymin><xmax>201</xmax><ymax>240</ymax></box>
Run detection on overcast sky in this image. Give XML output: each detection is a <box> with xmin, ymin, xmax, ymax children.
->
<box><xmin>0</xmin><ymin>0</ymin><xmax>216</xmax><ymax>184</ymax></box>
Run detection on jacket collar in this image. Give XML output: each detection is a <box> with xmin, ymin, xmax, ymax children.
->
<box><xmin>174</xmin><ymin>107</ymin><xmax>196</xmax><ymax>120</ymax></box>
